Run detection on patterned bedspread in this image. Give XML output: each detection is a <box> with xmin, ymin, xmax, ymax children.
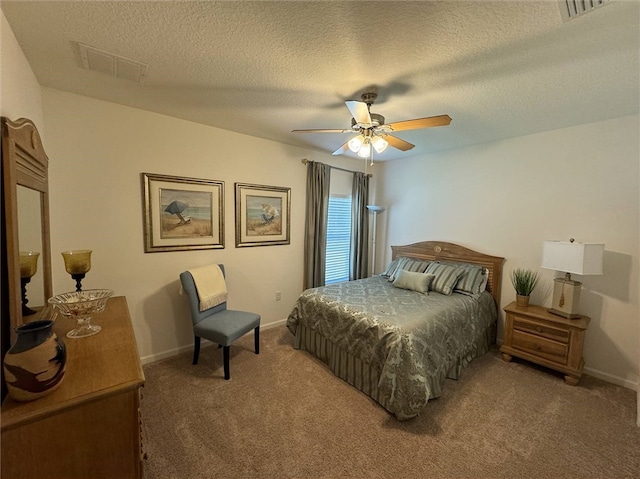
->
<box><xmin>286</xmin><ymin>276</ymin><xmax>497</xmax><ymax>419</ymax></box>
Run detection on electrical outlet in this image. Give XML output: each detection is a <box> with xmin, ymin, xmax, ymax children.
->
<box><xmin>275</xmin><ymin>291</ymin><xmax>281</xmax><ymax>301</ymax></box>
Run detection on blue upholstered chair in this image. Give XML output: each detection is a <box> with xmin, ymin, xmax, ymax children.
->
<box><xmin>179</xmin><ymin>265</ymin><xmax>260</xmax><ymax>380</ymax></box>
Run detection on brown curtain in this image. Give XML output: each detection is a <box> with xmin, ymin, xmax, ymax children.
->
<box><xmin>349</xmin><ymin>171</ymin><xmax>369</xmax><ymax>280</ymax></box>
<box><xmin>303</xmin><ymin>161</ymin><xmax>331</xmax><ymax>289</ymax></box>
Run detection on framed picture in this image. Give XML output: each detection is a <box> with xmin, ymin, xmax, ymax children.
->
<box><xmin>235</xmin><ymin>183</ymin><xmax>290</xmax><ymax>247</ymax></box>
<box><xmin>142</xmin><ymin>173</ymin><xmax>224</xmax><ymax>253</ymax></box>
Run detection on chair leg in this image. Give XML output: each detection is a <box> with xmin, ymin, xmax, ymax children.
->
<box><xmin>192</xmin><ymin>336</ymin><xmax>201</xmax><ymax>365</ymax></box>
<box><xmin>223</xmin><ymin>345</ymin><xmax>230</xmax><ymax>380</ymax></box>
<box><xmin>254</xmin><ymin>326</ymin><xmax>260</xmax><ymax>354</ymax></box>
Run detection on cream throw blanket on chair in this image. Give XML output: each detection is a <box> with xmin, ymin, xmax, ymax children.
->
<box><xmin>189</xmin><ymin>264</ymin><xmax>228</xmax><ymax>311</ymax></box>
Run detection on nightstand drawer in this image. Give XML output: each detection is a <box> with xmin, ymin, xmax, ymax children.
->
<box><xmin>512</xmin><ymin>330</ymin><xmax>568</xmax><ymax>364</ymax></box>
<box><xmin>513</xmin><ymin>317</ymin><xmax>569</xmax><ymax>343</ymax></box>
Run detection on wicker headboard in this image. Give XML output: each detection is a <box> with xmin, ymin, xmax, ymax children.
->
<box><xmin>391</xmin><ymin>241</ymin><xmax>505</xmax><ymax>307</ymax></box>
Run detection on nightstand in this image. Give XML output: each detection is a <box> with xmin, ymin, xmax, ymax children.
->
<box><xmin>500</xmin><ymin>301</ymin><xmax>590</xmax><ymax>385</ymax></box>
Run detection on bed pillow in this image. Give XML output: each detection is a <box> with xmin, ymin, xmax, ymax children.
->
<box><xmin>381</xmin><ymin>257</ymin><xmax>431</xmax><ymax>282</ymax></box>
<box><xmin>392</xmin><ymin>270</ymin><xmax>435</xmax><ymax>293</ymax></box>
<box><xmin>395</xmin><ymin>257</ymin><xmax>431</xmax><ymax>276</ymax></box>
<box><xmin>451</xmin><ymin>263</ymin><xmax>489</xmax><ymax>295</ymax></box>
<box><xmin>380</xmin><ymin>257</ymin><xmax>404</xmax><ymax>279</ymax></box>
<box><xmin>425</xmin><ymin>261</ymin><xmax>466</xmax><ymax>295</ymax></box>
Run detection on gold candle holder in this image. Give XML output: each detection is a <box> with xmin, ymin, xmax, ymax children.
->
<box><xmin>19</xmin><ymin>251</ymin><xmax>40</xmax><ymax>316</ymax></box>
<box><xmin>61</xmin><ymin>250</ymin><xmax>92</xmax><ymax>292</ymax></box>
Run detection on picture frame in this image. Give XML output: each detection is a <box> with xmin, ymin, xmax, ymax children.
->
<box><xmin>235</xmin><ymin>182</ymin><xmax>290</xmax><ymax>247</ymax></box>
<box><xmin>142</xmin><ymin>172</ymin><xmax>224</xmax><ymax>253</ymax></box>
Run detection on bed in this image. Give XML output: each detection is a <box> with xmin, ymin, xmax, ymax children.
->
<box><xmin>286</xmin><ymin>241</ymin><xmax>504</xmax><ymax>420</ymax></box>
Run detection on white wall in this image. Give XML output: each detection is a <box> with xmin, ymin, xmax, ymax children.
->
<box><xmin>375</xmin><ymin>115</ymin><xmax>640</xmax><ymax>389</ymax></box>
<box><xmin>41</xmin><ymin>88</ymin><xmax>365</xmax><ymax>362</ymax></box>
<box><xmin>0</xmin><ymin>10</ymin><xmax>43</xmax><ymax>125</ymax></box>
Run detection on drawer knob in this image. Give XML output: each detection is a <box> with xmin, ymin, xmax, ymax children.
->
<box><xmin>536</xmin><ymin>326</ymin><xmax>543</xmax><ymax>332</ymax></box>
<box><xmin>534</xmin><ymin>344</ymin><xmax>542</xmax><ymax>351</ymax></box>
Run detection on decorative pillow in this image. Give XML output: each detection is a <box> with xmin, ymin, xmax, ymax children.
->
<box><xmin>392</xmin><ymin>270</ymin><xmax>435</xmax><ymax>293</ymax></box>
<box><xmin>451</xmin><ymin>263</ymin><xmax>488</xmax><ymax>295</ymax></box>
<box><xmin>425</xmin><ymin>262</ymin><xmax>466</xmax><ymax>296</ymax></box>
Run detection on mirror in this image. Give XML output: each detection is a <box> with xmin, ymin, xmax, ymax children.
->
<box><xmin>1</xmin><ymin>117</ymin><xmax>52</xmax><ymax>341</ymax></box>
<box><xmin>17</xmin><ymin>185</ymin><xmax>45</xmax><ymax>311</ymax></box>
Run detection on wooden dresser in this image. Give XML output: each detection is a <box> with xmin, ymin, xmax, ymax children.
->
<box><xmin>1</xmin><ymin>296</ymin><xmax>145</xmax><ymax>479</ymax></box>
<box><xmin>500</xmin><ymin>301</ymin><xmax>590</xmax><ymax>385</ymax></box>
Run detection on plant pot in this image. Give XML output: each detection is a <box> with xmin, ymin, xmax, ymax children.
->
<box><xmin>516</xmin><ymin>295</ymin><xmax>530</xmax><ymax>307</ymax></box>
<box><xmin>3</xmin><ymin>320</ymin><xmax>66</xmax><ymax>401</ymax></box>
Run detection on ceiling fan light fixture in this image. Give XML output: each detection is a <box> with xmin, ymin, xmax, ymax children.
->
<box><xmin>357</xmin><ymin>141</ymin><xmax>372</xmax><ymax>158</ymax></box>
<box><xmin>348</xmin><ymin>135</ymin><xmax>364</xmax><ymax>153</ymax></box>
<box><xmin>372</xmin><ymin>136</ymin><xmax>388</xmax><ymax>154</ymax></box>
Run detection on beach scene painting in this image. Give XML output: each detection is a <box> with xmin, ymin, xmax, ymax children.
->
<box><xmin>142</xmin><ymin>173</ymin><xmax>224</xmax><ymax>253</ymax></box>
<box><xmin>160</xmin><ymin>188</ymin><xmax>213</xmax><ymax>239</ymax></box>
<box><xmin>245</xmin><ymin>195</ymin><xmax>282</xmax><ymax>236</ymax></box>
<box><xmin>235</xmin><ymin>183</ymin><xmax>290</xmax><ymax>247</ymax></box>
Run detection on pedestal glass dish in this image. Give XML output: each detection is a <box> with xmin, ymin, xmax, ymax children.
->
<box><xmin>48</xmin><ymin>289</ymin><xmax>113</xmax><ymax>338</ymax></box>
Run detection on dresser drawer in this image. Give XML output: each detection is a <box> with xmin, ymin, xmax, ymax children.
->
<box><xmin>513</xmin><ymin>317</ymin><xmax>569</xmax><ymax>343</ymax></box>
<box><xmin>511</xmin><ymin>329</ymin><xmax>568</xmax><ymax>364</ymax></box>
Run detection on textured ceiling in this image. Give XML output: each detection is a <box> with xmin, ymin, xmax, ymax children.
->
<box><xmin>2</xmin><ymin>0</ymin><xmax>639</xmax><ymax>161</ymax></box>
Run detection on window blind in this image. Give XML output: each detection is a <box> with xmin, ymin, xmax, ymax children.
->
<box><xmin>325</xmin><ymin>195</ymin><xmax>351</xmax><ymax>284</ymax></box>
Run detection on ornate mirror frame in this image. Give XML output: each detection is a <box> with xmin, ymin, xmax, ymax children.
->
<box><xmin>1</xmin><ymin>117</ymin><xmax>53</xmax><ymax>337</ymax></box>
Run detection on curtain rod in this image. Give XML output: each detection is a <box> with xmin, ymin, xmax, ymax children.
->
<box><xmin>301</xmin><ymin>158</ymin><xmax>372</xmax><ymax>177</ymax></box>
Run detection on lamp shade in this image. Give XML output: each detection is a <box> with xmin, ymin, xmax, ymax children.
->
<box><xmin>541</xmin><ymin>241</ymin><xmax>604</xmax><ymax>275</ymax></box>
<box><xmin>357</xmin><ymin>141</ymin><xmax>371</xmax><ymax>158</ymax></box>
<box><xmin>348</xmin><ymin>135</ymin><xmax>363</xmax><ymax>153</ymax></box>
<box><xmin>371</xmin><ymin>136</ymin><xmax>388</xmax><ymax>154</ymax></box>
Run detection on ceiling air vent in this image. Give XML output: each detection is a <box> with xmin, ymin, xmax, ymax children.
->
<box><xmin>558</xmin><ymin>0</ymin><xmax>611</xmax><ymax>22</ymax></box>
<box><xmin>78</xmin><ymin>43</ymin><xmax>148</xmax><ymax>83</ymax></box>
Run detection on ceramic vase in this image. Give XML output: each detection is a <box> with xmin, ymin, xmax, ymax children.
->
<box><xmin>3</xmin><ymin>320</ymin><xmax>66</xmax><ymax>402</ymax></box>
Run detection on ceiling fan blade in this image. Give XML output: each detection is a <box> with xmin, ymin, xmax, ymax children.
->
<box><xmin>292</xmin><ymin>128</ymin><xmax>351</xmax><ymax>134</ymax></box>
<box><xmin>332</xmin><ymin>141</ymin><xmax>351</xmax><ymax>156</ymax></box>
<box><xmin>386</xmin><ymin>135</ymin><xmax>415</xmax><ymax>151</ymax></box>
<box><xmin>345</xmin><ymin>100</ymin><xmax>372</xmax><ymax>125</ymax></box>
<box><xmin>387</xmin><ymin>115</ymin><xmax>452</xmax><ymax>132</ymax></box>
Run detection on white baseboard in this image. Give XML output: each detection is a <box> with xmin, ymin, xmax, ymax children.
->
<box><xmin>140</xmin><ymin>318</ymin><xmax>288</xmax><ymax>365</ymax></box>
<box><xmin>583</xmin><ymin>366</ymin><xmax>638</xmax><ymax>391</ymax></box>
<box><xmin>140</xmin><ymin>343</ymin><xmax>194</xmax><ymax>365</ymax></box>
<box><xmin>262</xmin><ymin>318</ymin><xmax>288</xmax><ymax>330</ymax></box>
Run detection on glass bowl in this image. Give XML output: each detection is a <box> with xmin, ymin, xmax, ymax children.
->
<box><xmin>48</xmin><ymin>289</ymin><xmax>114</xmax><ymax>338</ymax></box>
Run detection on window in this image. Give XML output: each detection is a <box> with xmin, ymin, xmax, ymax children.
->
<box><xmin>325</xmin><ymin>195</ymin><xmax>351</xmax><ymax>284</ymax></box>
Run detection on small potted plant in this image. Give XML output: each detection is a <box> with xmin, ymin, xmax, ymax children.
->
<box><xmin>511</xmin><ymin>268</ymin><xmax>539</xmax><ymax>307</ymax></box>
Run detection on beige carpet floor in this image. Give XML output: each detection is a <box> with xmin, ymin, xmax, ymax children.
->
<box><xmin>141</xmin><ymin>326</ymin><xmax>639</xmax><ymax>479</ymax></box>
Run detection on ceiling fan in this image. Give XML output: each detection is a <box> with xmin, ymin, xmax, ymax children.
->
<box><xmin>292</xmin><ymin>92</ymin><xmax>452</xmax><ymax>157</ymax></box>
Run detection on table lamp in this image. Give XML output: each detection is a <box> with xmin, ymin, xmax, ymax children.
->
<box><xmin>541</xmin><ymin>239</ymin><xmax>604</xmax><ymax>318</ymax></box>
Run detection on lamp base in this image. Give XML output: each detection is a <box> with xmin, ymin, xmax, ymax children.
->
<box><xmin>548</xmin><ymin>277</ymin><xmax>582</xmax><ymax>319</ymax></box>
<box><xmin>547</xmin><ymin>308</ymin><xmax>582</xmax><ymax>319</ymax></box>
